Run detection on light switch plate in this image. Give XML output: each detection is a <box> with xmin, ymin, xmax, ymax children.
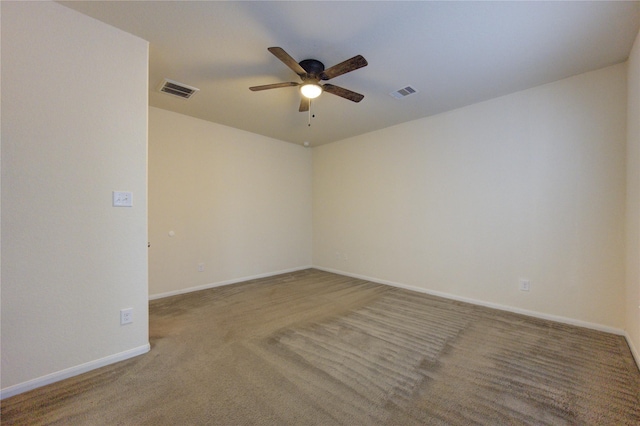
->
<box><xmin>113</xmin><ymin>191</ymin><xmax>133</xmax><ymax>207</ymax></box>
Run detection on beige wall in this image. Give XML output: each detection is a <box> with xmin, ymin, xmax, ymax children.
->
<box><xmin>148</xmin><ymin>108</ymin><xmax>312</xmax><ymax>298</ymax></box>
<box><xmin>1</xmin><ymin>1</ymin><xmax>636</xmax><ymax>397</ymax></box>
<box><xmin>626</xmin><ymin>30</ymin><xmax>640</xmax><ymax>361</ymax></box>
<box><xmin>1</xmin><ymin>2</ymin><xmax>149</xmax><ymax>395</ymax></box>
<box><xmin>313</xmin><ymin>64</ymin><xmax>628</xmax><ymax>330</ymax></box>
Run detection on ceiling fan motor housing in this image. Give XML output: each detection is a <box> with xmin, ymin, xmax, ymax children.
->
<box><xmin>299</xmin><ymin>59</ymin><xmax>325</xmax><ymax>79</ymax></box>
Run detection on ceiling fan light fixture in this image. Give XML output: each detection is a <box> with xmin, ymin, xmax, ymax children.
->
<box><xmin>300</xmin><ymin>83</ymin><xmax>322</xmax><ymax>99</ymax></box>
<box><xmin>249</xmin><ymin>47</ymin><xmax>367</xmax><ymax>110</ymax></box>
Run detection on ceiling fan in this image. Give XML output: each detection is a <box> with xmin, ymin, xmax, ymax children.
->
<box><xmin>249</xmin><ymin>47</ymin><xmax>368</xmax><ymax>112</ymax></box>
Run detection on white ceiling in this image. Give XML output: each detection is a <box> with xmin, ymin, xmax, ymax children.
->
<box><xmin>59</xmin><ymin>1</ymin><xmax>640</xmax><ymax>147</ymax></box>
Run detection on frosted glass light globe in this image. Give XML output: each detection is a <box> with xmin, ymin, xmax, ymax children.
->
<box><xmin>300</xmin><ymin>83</ymin><xmax>322</xmax><ymax>99</ymax></box>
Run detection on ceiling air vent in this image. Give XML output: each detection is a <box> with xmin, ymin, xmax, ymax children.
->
<box><xmin>390</xmin><ymin>85</ymin><xmax>418</xmax><ymax>99</ymax></box>
<box><xmin>158</xmin><ymin>78</ymin><xmax>199</xmax><ymax>99</ymax></box>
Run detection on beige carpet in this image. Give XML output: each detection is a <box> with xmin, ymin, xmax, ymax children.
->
<box><xmin>2</xmin><ymin>269</ymin><xmax>639</xmax><ymax>425</ymax></box>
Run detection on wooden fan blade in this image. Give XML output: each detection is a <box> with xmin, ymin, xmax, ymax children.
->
<box><xmin>268</xmin><ymin>47</ymin><xmax>307</xmax><ymax>78</ymax></box>
<box><xmin>299</xmin><ymin>97</ymin><xmax>310</xmax><ymax>112</ymax></box>
<box><xmin>249</xmin><ymin>82</ymin><xmax>299</xmax><ymax>91</ymax></box>
<box><xmin>322</xmin><ymin>84</ymin><xmax>364</xmax><ymax>102</ymax></box>
<box><xmin>320</xmin><ymin>55</ymin><xmax>368</xmax><ymax>80</ymax></box>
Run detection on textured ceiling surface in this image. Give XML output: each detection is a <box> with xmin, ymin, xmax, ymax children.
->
<box><xmin>59</xmin><ymin>1</ymin><xmax>640</xmax><ymax>146</ymax></box>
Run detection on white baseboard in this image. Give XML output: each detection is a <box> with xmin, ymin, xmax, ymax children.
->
<box><xmin>148</xmin><ymin>264</ymin><xmax>640</xmax><ymax>372</ymax></box>
<box><xmin>313</xmin><ymin>266</ymin><xmax>626</xmax><ymax>336</ymax></box>
<box><xmin>4</xmin><ymin>267</ymin><xmax>637</xmax><ymax>400</ymax></box>
<box><xmin>149</xmin><ymin>265</ymin><xmax>313</xmax><ymax>300</ymax></box>
<box><xmin>625</xmin><ymin>331</ymin><xmax>640</xmax><ymax>370</ymax></box>
<box><xmin>316</xmin><ymin>266</ymin><xmax>640</xmax><ymax>370</ymax></box>
<box><xmin>0</xmin><ymin>344</ymin><xmax>150</xmax><ymax>400</ymax></box>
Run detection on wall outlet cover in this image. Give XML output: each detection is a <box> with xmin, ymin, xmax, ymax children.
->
<box><xmin>120</xmin><ymin>308</ymin><xmax>133</xmax><ymax>325</ymax></box>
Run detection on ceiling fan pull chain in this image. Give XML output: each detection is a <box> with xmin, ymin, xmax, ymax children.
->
<box><xmin>308</xmin><ymin>101</ymin><xmax>312</xmax><ymax>127</ymax></box>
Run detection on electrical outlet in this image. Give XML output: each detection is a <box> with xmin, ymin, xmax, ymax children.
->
<box><xmin>197</xmin><ymin>263</ymin><xmax>205</xmax><ymax>272</ymax></box>
<box><xmin>120</xmin><ymin>308</ymin><xmax>133</xmax><ymax>325</ymax></box>
<box><xmin>519</xmin><ymin>279</ymin><xmax>531</xmax><ymax>292</ymax></box>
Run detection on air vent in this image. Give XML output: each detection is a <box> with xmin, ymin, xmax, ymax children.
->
<box><xmin>158</xmin><ymin>78</ymin><xmax>199</xmax><ymax>99</ymax></box>
<box><xmin>390</xmin><ymin>85</ymin><xmax>418</xmax><ymax>99</ymax></box>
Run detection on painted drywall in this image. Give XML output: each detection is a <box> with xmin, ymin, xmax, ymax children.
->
<box><xmin>313</xmin><ymin>64</ymin><xmax>627</xmax><ymax>329</ymax></box>
<box><xmin>148</xmin><ymin>107</ymin><xmax>312</xmax><ymax>298</ymax></box>
<box><xmin>627</xmin><ymin>29</ymin><xmax>640</xmax><ymax>360</ymax></box>
<box><xmin>1</xmin><ymin>1</ymin><xmax>149</xmax><ymax>395</ymax></box>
